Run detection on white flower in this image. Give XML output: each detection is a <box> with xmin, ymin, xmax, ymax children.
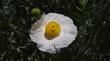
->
<box><xmin>30</xmin><ymin>13</ymin><xmax>78</xmax><ymax>54</ymax></box>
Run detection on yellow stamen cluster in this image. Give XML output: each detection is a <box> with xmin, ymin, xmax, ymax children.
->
<box><xmin>45</xmin><ymin>21</ymin><xmax>61</xmax><ymax>40</ymax></box>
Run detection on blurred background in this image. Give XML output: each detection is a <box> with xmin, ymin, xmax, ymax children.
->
<box><xmin>0</xmin><ymin>0</ymin><xmax>110</xmax><ymax>61</ymax></box>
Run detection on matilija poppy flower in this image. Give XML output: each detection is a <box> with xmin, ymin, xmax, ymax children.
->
<box><xmin>30</xmin><ymin>13</ymin><xmax>78</xmax><ymax>54</ymax></box>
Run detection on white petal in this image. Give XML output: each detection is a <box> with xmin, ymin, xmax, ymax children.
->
<box><xmin>30</xmin><ymin>31</ymin><xmax>45</xmax><ymax>44</ymax></box>
<box><xmin>61</xmin><ymin>24</ymin><xmax>78</xmax><ymax>35</ymax></box>
<box><xmin>38</xmin><ymin>42</ymin><xmax>57</xmax><ymax>54</ymax></box>
<box><xmin>46</xmin><ymin>13</ymin><xmax>73</xmax><ymax>25</ymax></box>
<box><xmin>30</xmin><ymin>26</ymin><xmax>57</xmax><ymax>53</ymax></box>
<box><xmin>52</xmin><ymin>32</ymin><xmax>76</xmax><ymax>49</ymax></box>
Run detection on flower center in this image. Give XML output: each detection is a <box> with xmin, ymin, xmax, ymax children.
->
<box><xmin>44</xmin><ymin>21</ymin><xmax>61</xmax><ymax>40</ymax></box>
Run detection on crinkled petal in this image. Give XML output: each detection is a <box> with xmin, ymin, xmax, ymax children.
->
<box><xmin>30</xmin><ymin>26</ymin><xmax>57</xmax><ymax>53</ymax></box>
<box><xmin>53</xmin><ymin>32</ymin><xmax>76</xmax><ymax>49</ymax></box>
<box><xmin>45</xmin><ymin>13</ymin><xmax>73</xmax><ymax>25</ymax></box>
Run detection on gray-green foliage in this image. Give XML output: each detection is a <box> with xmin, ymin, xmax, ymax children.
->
<box><xmin>0</xmin><ymin>0</ymin><xmax>110</xmax><ymax>61</ymax></box>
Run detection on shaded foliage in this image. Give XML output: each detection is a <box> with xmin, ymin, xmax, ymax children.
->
<box><xmin>0</xmin><ymin>0</ymin><xmax>110</xmax><ymax>61</ymax></box>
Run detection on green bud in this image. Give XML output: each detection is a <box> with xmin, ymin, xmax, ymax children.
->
<box><xmin>31</xmin><ymin>8</ymin><xmax>41</xmax><ymax>16</ymax></box>
<box><xmin>31</xmin><ymin>8</ymin><xmax>41</xmax><ymax>19</ymax></box>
